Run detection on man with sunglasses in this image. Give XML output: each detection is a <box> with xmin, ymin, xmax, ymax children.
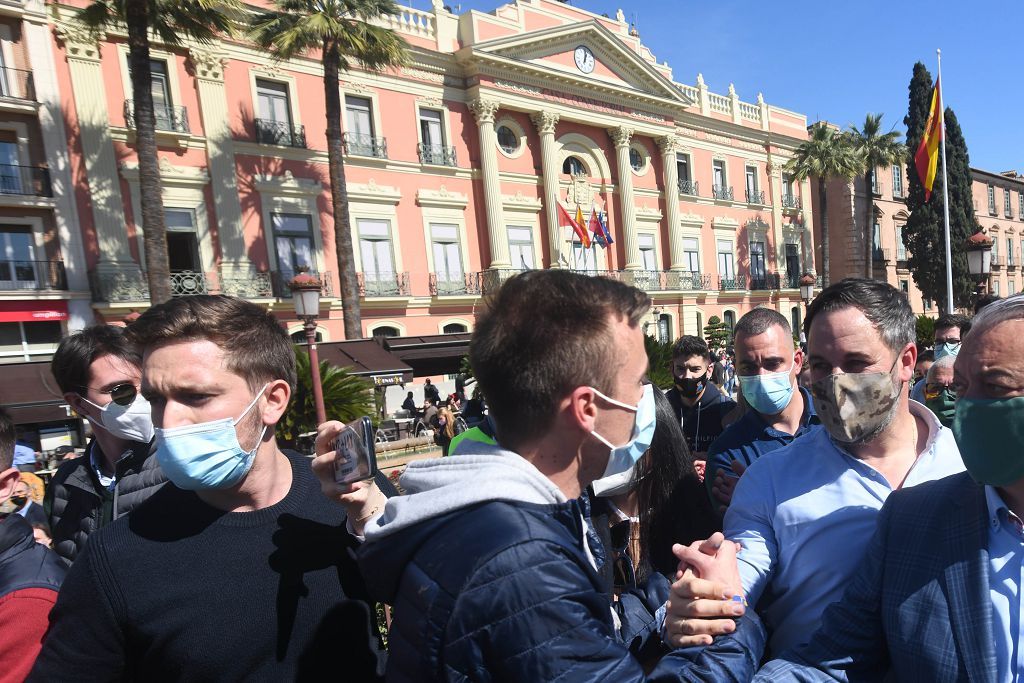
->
<box><xmin>46</xmin><ymin>325</ymin><xmax>166</xmax><ymax>564</ymax></box>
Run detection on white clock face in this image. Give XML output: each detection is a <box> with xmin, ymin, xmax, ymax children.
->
<box><xmin>574</xmin><ymin>46</ymin><xmax>595</xmax><ymax>74</ymax></box>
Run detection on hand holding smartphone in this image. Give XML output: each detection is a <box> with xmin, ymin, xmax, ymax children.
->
<box><xmin>332</xmin><ymin>416</ymin><xmax>379</xmax><ymax>485</ymax></box>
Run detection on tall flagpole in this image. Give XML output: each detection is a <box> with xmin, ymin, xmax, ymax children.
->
<box><xmin>937</xmin><ymin>49</ymin><xmax>954</xmax><ymax>313</ymax></box>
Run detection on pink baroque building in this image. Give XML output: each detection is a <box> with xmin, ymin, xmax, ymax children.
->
<box><xmin>44</xmin><ymin>0</ymin><xmax>815</xmax><ymax>347</ymax></box>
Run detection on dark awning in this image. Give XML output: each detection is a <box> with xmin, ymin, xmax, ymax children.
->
<box><xmin>315</xmin><ymin>340</ymin><xmax>414</xmax><ymax>386</ymax></box>
<box><xmin>0</xmin><ymin>361</ymin><xmax>73</xmax><ymax>425</ymax></box>
<box><xmin>383</xmin><ymin>333</ymin><xmax>471</xmax><ymax>377</ymax></box>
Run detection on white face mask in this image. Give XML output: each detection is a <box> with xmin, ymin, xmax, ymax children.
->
<box><xmin>82</xmin><ymin>394</ymin><xmax>155</xmax><ymax>443</ymax></box>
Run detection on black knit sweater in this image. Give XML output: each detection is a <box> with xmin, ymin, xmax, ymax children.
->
<box><xmin>29</xmin><ymin>451</ymin><xmax>386</xmax><ymax>682</ymax></box>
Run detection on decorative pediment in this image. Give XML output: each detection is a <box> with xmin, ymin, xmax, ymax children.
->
<box><xmin>462</xmin><ymin>20</ymin><xmax>691</xmax><ymax>110</ymax></box>
<box><xmin>416</xmin><ymin>185</ymin><xmax>468</xmax><ymax>209</ymax></box>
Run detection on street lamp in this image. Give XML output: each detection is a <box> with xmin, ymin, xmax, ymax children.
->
<box><xmin>289</xmin><ymin>269</ymin><xmax>326</xmax><ymax>425</ymax></box>
<box><xmin>799</xmin><ymin>273</ymin><xmax>816</xmax><ymax>308</ymax></box>
<box><xmin>965</xmin><ymin>229</ymin><xmax>993</xmax><ymax>302</ymax></box>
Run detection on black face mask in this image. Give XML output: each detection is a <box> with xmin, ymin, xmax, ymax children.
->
<box><xmin>674</xmin><ymin>376</ymin><xmax>705</xmax><ymax>399</ymax></box>
<box><xmin>10</xmin><ymin>496</ymin><xmax>27</xmax><ymax>508</ymax></box>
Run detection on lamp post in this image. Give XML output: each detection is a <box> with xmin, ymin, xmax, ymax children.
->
<box><xmin>799</xmin><ymin>273</ymin><xmax>816</xmax><ymax>310</ymax></box>
<box><xmin>289</xmin><ymin>270</ymin><xmax>326</xmax><ymax>425</ymax></box>
<box><xmin>965</xmin><ymin>229</ymin><xmax>993</xmax><ymax>305</ymax></box>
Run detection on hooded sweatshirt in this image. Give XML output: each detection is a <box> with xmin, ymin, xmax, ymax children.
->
<box><xmin>358</xmin><ymin>443</ymin><xmax>765</xmax><ymax>682</ymax></box>
<box><xmin>665</xmin><ymin>382</ymin><xmax>736</xmax><ymax>455</ymax></box>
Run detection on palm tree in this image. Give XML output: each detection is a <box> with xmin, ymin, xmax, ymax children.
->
<box><xmin>275</xmin><ymin>346</ymin><xmax>375</xmax><ymax>446</ymax></box>
<box><xmin>785</xmin><ymin>123</ymin><xmax>861</xmax><ymax>288</ymax></box>
<box><xmin>849</xmin><ymin>114</ymin><xmax>905</xmax><ymax>280</ymax></box>
<box><xmin>78</xmin><ymin>0</ymin><xmax>238</xmax><ymax>304</ymax></box>
<box><xmin>251</xmin><ymin>0</ymin><xmax>408</xmax><ymax>340</ymax></box>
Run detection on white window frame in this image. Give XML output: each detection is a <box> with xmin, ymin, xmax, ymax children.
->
<box><xmin>0</xmin><ymin>320</ymin><xmax>64</xmax><ymax>363</ymax></box>
<box><xmin>249</xmin><ymin>71</ymin><xmax>301</xmax><ymax>128</ymax></box>
<box><xmin>638</xmin><ymin>232</ymin><xmax>658</xmax><ymax>270</ymax></box>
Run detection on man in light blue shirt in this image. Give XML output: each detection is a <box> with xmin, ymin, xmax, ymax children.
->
<box><xmin>665</xmin><ymin>278</ymin><xmax>964</xmax><ymax>657</ymax></box>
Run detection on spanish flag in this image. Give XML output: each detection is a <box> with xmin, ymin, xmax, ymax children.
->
<box><xmin>557</xmin><ymin>202</ymin><xmax>590</xmax><ymax>248</ymax></box>
<box><xmin>914</xmin><ymin>77</ymin><xmax>942</xmax><ymax>202</ymax></box>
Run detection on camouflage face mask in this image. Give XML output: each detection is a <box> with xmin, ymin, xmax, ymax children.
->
<box><xmin>810</xmin><ymin>356</ymin><xmax>902</xmax><ymax>445</ymax></box>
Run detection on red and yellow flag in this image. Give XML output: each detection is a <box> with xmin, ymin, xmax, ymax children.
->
<box><xmin>557</xmin><ymin>202</ymin><xmax>590</xmax><ymax>248</ymax></box>
<box><xmin>914</xmin><ymin>77</ymin><xmax>942</xmax><ymax>202</ymax></box>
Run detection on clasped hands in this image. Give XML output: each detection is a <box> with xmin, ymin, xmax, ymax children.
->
<box><xmin>664</xmin><ymin>532</ymin><xmax>746</xmax><ymax>648</ymax></box>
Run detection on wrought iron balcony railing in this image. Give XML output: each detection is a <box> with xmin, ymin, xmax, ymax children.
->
<box><xmin>718</xmin><ymin>276</ymin><xmax>744</xmax><ymax>291</ymax></box>
<box><xmin>712</xmin><ymin>185</ymin><xmax>734</xmax><ymax>201</ymax></box>
<box><xmin>357</xmin><ymin>271</ymin><xmax>410</xmax><ymax>297</ymax></box>
<box><xmin>418</xmin><ymin>143</ymin><xmax>457</xmax><ymax>167</ymax></box>
<box><xmin>255</xmin><ymin>118</ymin><xmax>306</xmax><ymax>148</ymax></box>
<box><xmin>897</xmin><ymin>247</ymin><xmax>908</xmax><ymax>263</ymax></box>
<box><xmin>342</xmin><ymin>132</ymin><xmax>388</xmax><ymax>158</ymax></box>
<box><xmin>0</xmin><ymin>260</ymin><xmax>67</xmax><ymax>290</ymax></box>
<box><xmin>480</xmin><ymin>268</ymin><xmax>524</xmax><ymax>295</ymax></box>
<box><xmin>784</xmin><ymin>272</ymin><xmax>801</xmax><ymax>289</ymax></box>
<box><xmin>89</xmin><ymin>268</ymin><xmax>213</xmax><ymax>302</ymax></box>
<box><xmin>781</xmin><ymin>193</ymin><xmax>802</xmax><ymax>209</ymax></box>
<box><xmin>748</xmin><ymin>273</ymin><xmax>781</xmax><ymax>290</ymax></box>
<box><xmin>270</xmin><ymin>270</ymin><xmax>334</xmax><ymax>298</ymax></box>
<box><xmin>745</xmin><ymin>189</ymin><xmax>765</xmax><ymax>205</ymax></box>
<box><xmin>0</xmin><ymin>165</ymin><xmax>51</xmax><ymax>197</ymax></box>
<box><xmin>429</xmin><ymin>272</ymin><xmax>481</xmax><ymax>296</ymax></box>
<box><xmin>678</xmin><ymin>179</ymin><xmax>699</xmax><ymax>196</ymax></box>
<box><xmin>123</xmin><ymin>101</ymin><xmax>190</xmax><ymax>134</ymax></box>
<box><xmin>628</xmin><ymin>270</ymin><xmax>712</xmax><ymax>292</ymax></box>
<box><xmin>0</xmin><ymin>66</ymin><xmax>35</xmax><ymax>101</ymax></box>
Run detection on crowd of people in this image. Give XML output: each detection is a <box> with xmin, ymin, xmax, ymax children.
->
<box><xmin>0</xmin><ymin>270</ymin><xmax>1020</xmax><ymax>682</ymax></box>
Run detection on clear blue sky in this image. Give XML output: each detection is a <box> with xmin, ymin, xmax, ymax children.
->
<box><xmin>435</xmin><ymin>0</ymin><xmax>1022</xmax><ymax>172</ymax></box>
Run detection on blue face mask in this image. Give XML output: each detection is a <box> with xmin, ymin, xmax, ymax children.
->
<box><xmin>934</xmin><ymin>342</ymin><xmax>961</xmax><ymax>361</ymax></box>
<box><xmin>154</xmin><ymin>385</ymin><xmax>269</xmax><ymax>491</ymax></box>
<box><xmin>590</xmin><ymin>384</ymin><xmax>656</xmax><ymax>495</ymax></box>
<box><xmin>739</xmin><ymin>366</ymin><xmax>795</xmax><ymax>415</ymax></box>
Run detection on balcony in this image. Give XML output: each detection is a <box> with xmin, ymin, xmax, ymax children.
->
<box><xmin>1007</xmin><ymin>257</ymin><xmax>1017</xmax><ymax>272</ymax></box>
<box><xmin>0</xmin><ymin>66</ymin><xmax>35</xmax><ymax>102</ymax></box>
<box><xmin>357</xmin><ymin>271</ymin><xmax>410</xmax><ymax>297</ymax></box>
<box><xmin>717</xmin><ymin>273</ymin><xmax>781</xmax><ymax>291</ymax></box>
<box><xmin>781</xmin><ymin>193</ymin><xmax>802</xmax><ymax>209</ymax></box>
<box><xmin>745</xmin><ymin>189</ymin><xmax>765</xmax><ymax>205</ymax></box>
<box><xmin>418</xmin><ymin>143</ymin><xmax>457</xmax><ymax>167</ymax></box>
<box><xmin>718</xmin><ymin>276</ymin><xmax>745</xmax><ymax>291</ymax></box>
<box><xmin>992</xmin><ymin>254</ymin><xmax>1004</xmax><ymax>270</ymax></box>
<box><xmin>269</xmin><ymin>270</ymin><xmax>334</xmax><ymax>298</ymax></box>
<box><xmin>89</xmin><ymin>268</ymin><xmax>214</xmax><ymax>302</ymax></box>
<box><xmin>678</xmin><ymin>179</ymin><xmax>699</xmax><ymax>196</ymax></box>
<box><xmin>989</xmin><ymin>202</ymin><xmax>997</xmax><ymax>216</ymax></box>
<box><xmin>0</xmin><ymin>165</ymin><xmax>52</xmax><ymax>197</ymax></box>
<box><xmin>872</xmin><ymin>248</ymin><xmax>893</xmax><ymax>263</ymax></box>
<box><xmin>429</xmin><ymin>272</ymin><xmax>481</xmax><ymax>296</ymax></box>
<box><xmin>712</xmin><ymin>185</ymin><xmax>734</xmax><ymax>201</ymax></box>
<box><xmin>783</xmin><ymin>272</ymin><xmax>801</xmax><ymax>289</ymax></box>
<box><xmin>342</xmin><ymin>133</ymin><xmax>387</xmax><ymax>158</ymax></box>
<box><xmin>123</xmin><ymin>101</ymin><xmax>190</xmax><ymax>134</ymax></box>
<box><xmin>897</xmin><ymin>248</ymin><xmax>908</xmax><ymax>267</ymax></box>
<box><xmin>871</xmin><ymin>181</ymin><xmax>883</xmax><ymax>196</ymax></box>
<box><xmin>0</xmin><ymin>260</ymin><xmax>67</xmax><ymax>290</ymax></box>
<box><xmin>892</xmin><ymin>185</ymin><xmax>905</xmax><ymax>199</ymax></box>
<box><xmin>628</xmin><ymin>270</ymin><xmax>711</xmax><ymax>291</ymax></box>
<box><xmin>254</xmin><ymin>118</ymin><xmax>306</xmax><ymax>148</ymax></box>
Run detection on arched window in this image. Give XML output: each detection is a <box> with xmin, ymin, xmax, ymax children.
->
<box><xmin>291</xmin><ymin>329</ymin><xmax>323</xmax><ymax>344</ymax></box>
<box><xmin>562</xmin><ymin>156</ymin><xmax>586</xmax><ymax>176</ymax></box>
<box><xmin>371</xmin><ymin>326</ymin><xmax>400</xmax><ymax>339</ymax></box>
<box><xmin>442</xmin><ymin>323</ymin><xmax>467</xmax><ymax>334</ymax></box>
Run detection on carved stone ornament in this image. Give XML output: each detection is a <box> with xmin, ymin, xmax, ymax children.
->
<box><xmin>530</xmin><ymin>111</ymin><xmax>559</xmax><ymax>135</ymax></box>
<box><xmin>565</xmin><ymin>175</ymin><xmax>594</xmax><ymax>209</ymax></box>
<box><xmin>55</xmin><ymin>23</ymin><xmax>100</xmax><ymax>61</ymax></box>
<box><xmin>657</xmin><ymin>135</ymin><xmax>679</xmax><ymax>153</ymax></box>
<box><xmin>609</xmin><ymin>126</ymin><xmax>634</xmax><ymax>148</ymax></box>
<box><xmin>469</xmin><ymin>99</ymin><xmax>500</xmax><ymax>124</ymax></box>
<box><xmin>189</xmin><ymin>47</ymin><xmax>227</xmax><ymax>81</ymax></box>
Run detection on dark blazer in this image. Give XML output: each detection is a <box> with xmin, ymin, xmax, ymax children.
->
<box><xmin>756</xmin><ymin>472</ymin><xmax>998</xmax><ymax>682</ymax></box>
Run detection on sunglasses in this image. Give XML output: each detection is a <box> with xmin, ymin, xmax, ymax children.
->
<box><xmin>81</xmin><ymin>383</ymin><xmax>138</xmax><ymax>407</ymax></box>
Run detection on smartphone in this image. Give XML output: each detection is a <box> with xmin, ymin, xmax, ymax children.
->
<box><xmin>332</xmin><ymin>416</ymin><xmax>378</xmax><ymax>485</ymax></box>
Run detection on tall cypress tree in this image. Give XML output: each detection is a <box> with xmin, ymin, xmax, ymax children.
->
<box><xmin>902</xmin><ymin>62</ymin><xmax>978</xmax><ymax>311</ymax></box>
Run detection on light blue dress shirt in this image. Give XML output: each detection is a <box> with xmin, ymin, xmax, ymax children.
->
<box><xmin>985</xmin><ymin>485</ymin><xmax>1024</xmax><ymax>683</ymax></box>
<box><xmin>724</xmin><ymin>400</ymin><xmax>965</xmax><ymax>655</ymax></box>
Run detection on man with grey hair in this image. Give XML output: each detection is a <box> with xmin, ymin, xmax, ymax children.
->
<box><xmin>664</xmin><ymin>279</ymin><xmax>964</xmax><ymax>657</ymax></box>
<box><xmin>704</xmin><ymin>307</ymin><xmax>823</xmax><ymax>515</ymax></box>
<box><xmin>757</xmin><ymin>293</ymin><xmax>1024</xmax><ymax>680</ymax></box>
<box><xmin>923</xmin><ymin>354</ymin><xmax>957</xmax><ymax>427</ymax></box>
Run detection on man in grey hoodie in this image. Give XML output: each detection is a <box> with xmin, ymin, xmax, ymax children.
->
<box><xmin>315</xmin><ymin>269</ymin><xmax>764</xmax><ymax>681</ymax></box>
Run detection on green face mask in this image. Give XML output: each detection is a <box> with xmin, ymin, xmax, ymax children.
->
<box><xmin>925</xmin><ymin>388</ymin><xmax>957</xmax><ymax>428</ymax></box>
<box><xmin>953</xmin><ymin>396</ymin><xmax>1024</xmax><ymax>486</ymax></box>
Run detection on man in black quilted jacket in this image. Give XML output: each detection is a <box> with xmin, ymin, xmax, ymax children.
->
<box><xmin>344</xmin><ymin>270</ymin><xmax>765</xmax><ymax>682</ymax></box>
<box><xmin>45</xmin><ymin>325</ymin><xmax>166</xmax><ymax>564</ymax></box>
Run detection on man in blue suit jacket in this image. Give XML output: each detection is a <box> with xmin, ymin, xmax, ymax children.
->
<box><xmin>757</xmin><ymin>294</ymin><xmax>1024</xmax><ymax>682</ymax></box>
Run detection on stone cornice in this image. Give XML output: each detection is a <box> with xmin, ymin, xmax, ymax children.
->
<box><xmin>345</xmin><ymin>178</ymin><xmax>401</xmax><ymax>204</ymax></box>
<box><xmin>502</xmin><ymin>192</ymin><xmax>543</xmax><ymax>212</ymax></box>
<box><xmin>118</xmin><ymin>159</ymin><xmax>209</xmax><ymax>187</ymax></box>
<box><xmin>254</xmin><ymin>171</ymin><xmax>324</xmax><ymax>198</ymax></box>
<box><xmin>416</xmin><ymin>185</ymin><xmax>468</xmax><ymax>209</ymax></box>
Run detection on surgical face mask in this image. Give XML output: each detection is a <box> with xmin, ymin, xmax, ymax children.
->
<box><xmin>82</xmin><ymin>393</ymin><xmax>155</xmax><ymax>443</ymax></box>
<box><xmin>738</xmin><ymin>366</ymin><xmax>795</xmax><ymax>415</ymax></box>
<box><xmin>154</xmin><ymin>385</ymin><xmax>269</xmax><ymax>491</ymax></box>
<box><xmin>933</xmin><ymin>341</ymin><xmax>961</xmax><ymax>361</ymax></box>
<box><xmin>953</xmin><ymin>396</ymin><xmax>1024</xmax><ymax>486</ymax></box>
<box><xmin>674</xmin><ymin>375</ymin><xmax>705</xmax><ymax>399</ymax></box>
<box><xmin>810</xmin><ymin>357</ymin><xmax>902</xmax><ymax>444</ymax></box>
<box><xmin>924</xmin><ymin>388</ymin><xmax>957</xmax><ymax>428</ymax></box>
<box><xmin>590</xmin><ymin>384</ymin><xmax>656</xmax><ymax>490</ymax></box>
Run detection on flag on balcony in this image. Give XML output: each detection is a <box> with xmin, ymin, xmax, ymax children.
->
<box><xmin>914</xmin><ymin>77</ymin><xmax>942</xmax><ymax>202</ymax></box>
<box><xmin>587</xmin><ymin>197</ymin><xmax>613</xmax><ymax>248</ymax></box>
<box><xmin>557</xmin><ymin>202</ymin><xmax>590</xmax><ymax>248</ymax></box>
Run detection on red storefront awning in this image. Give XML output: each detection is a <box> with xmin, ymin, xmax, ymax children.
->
<box><xmin>0</xmin><ymin>300</ymin><xmax>68</xmax><ymax>323</ymax></box>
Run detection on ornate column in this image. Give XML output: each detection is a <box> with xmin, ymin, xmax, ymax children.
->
<box><xmin>189</xmin><ymin>47</ymin><xmax>249</xmax><ymax>273</ymax></box>
<box><xmin>470</xmin><ymin>98</ymin><xmax>511</xmax><ymax>270</ymax></box>
<box><xmin>766</xmin><ymin>158</ymin><xmax>786</xmax><ymax>274</ymax></box>
<box><xmin>530</xmin><ymin>111</ymin><xmax>561</xmax><ymax>268</ymax></box>
<box><xmin>610</xmin><ymin>126</ymin><xmax>640</xmax><ymax>270</ymax></box>
<box><xmin>659</xmin><ymin>135</ymin><xmax>684</xmax><ymax>271</ymax></box>
<box><xmin>56</xmin><ymin>24</ymin><xmax>132</xmax><ymax>267</ymax></box>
